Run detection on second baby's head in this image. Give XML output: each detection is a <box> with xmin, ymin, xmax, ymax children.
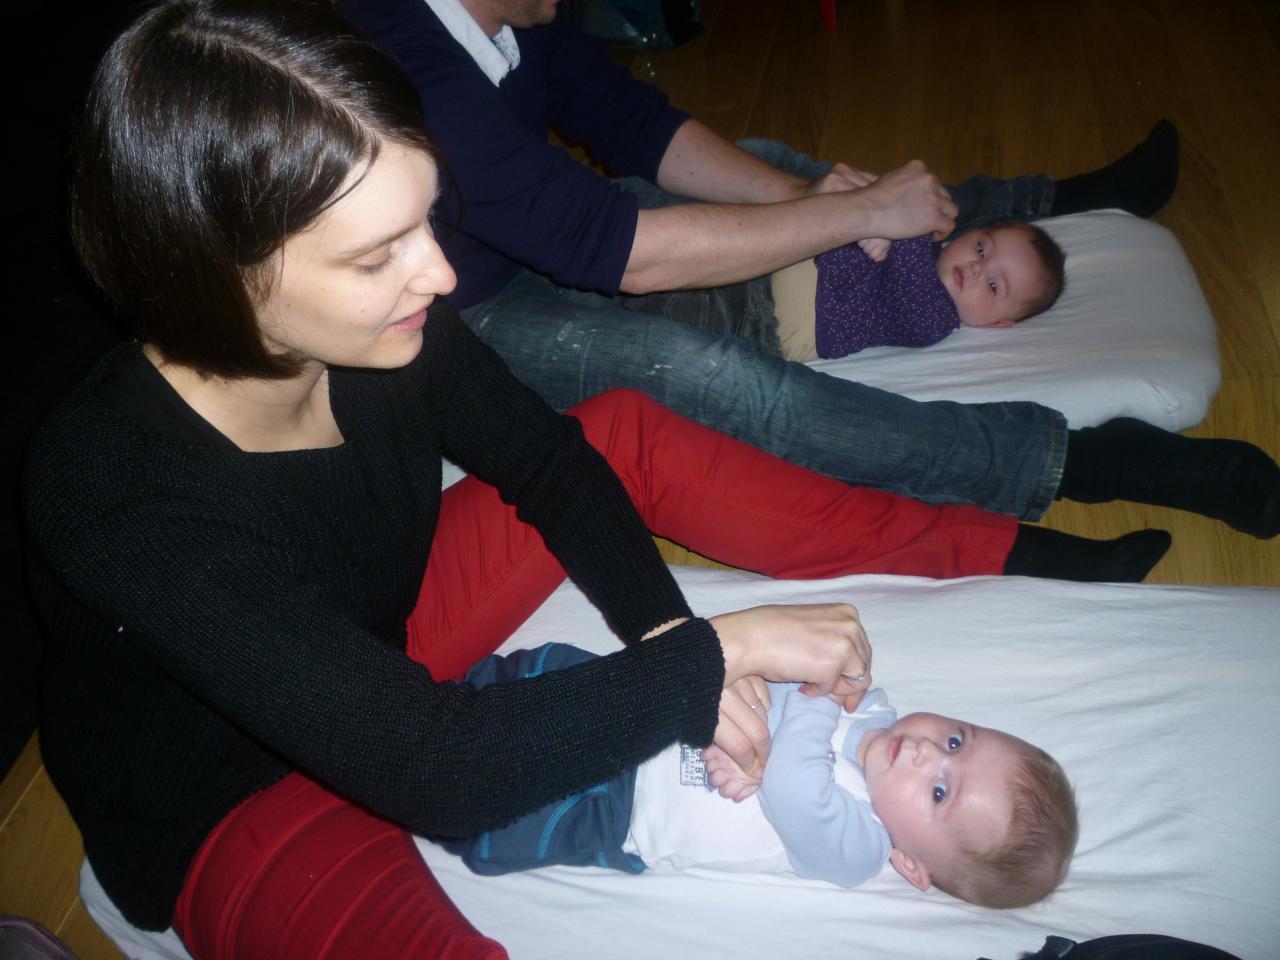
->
<box><xmin>936</xmin><ymin>222</ymin><xmax>1065</xmax><ymax>329</ymax></box>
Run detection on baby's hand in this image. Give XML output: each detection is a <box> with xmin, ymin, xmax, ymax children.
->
<box><xmin>839</xmin><ymin>672</ymin><xmax>872</xmax><ymax>712</ymax></box>
<box><xmin>857</xmin><ymin>237</ymin><xmax>891</xmax><ymax>262</ymax></box>
<box><xmin>702</xmin><ymin>744</ymin><xmax>763</xmax><ymax>802</ymax></box>
<box><xmin>823</xmin><ymin>672</ymin><xmax>872</xmax><ymax>712</ymax></box>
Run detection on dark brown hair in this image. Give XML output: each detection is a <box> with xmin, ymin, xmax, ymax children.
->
<box><xmin>71</xmin><ymin>0</ymin><xmax>436</xmax><ymax>378</ymax></box>
<box><xmin>1007</xmin><ymin>222</ymin><xmax>1066</xmax><ymax>322</ymax></box>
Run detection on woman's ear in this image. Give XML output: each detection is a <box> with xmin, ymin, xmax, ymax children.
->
<box><xmin>888</xmin><ymin>848</ymin><xmax>932</xmax><ymax>891</ymax></box>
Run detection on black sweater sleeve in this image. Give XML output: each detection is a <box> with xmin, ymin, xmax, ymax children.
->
<box><xmin>412</xmin><ymin>303</ymin><xmax>694</xmax><ymax>643</ymax></box>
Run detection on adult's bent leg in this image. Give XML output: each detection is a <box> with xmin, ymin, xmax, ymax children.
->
<box><xmin>173</xmin><ymin>773</ymin><xmax>508</xmax><ymax>960</ymax></box>
<box><xmin>407</xmin><ymin>470</ymin><xmax>573</xmax><ymax>680</ymax></box>
<box><xmin>409</xmin><ymin>386</ymin><xmax>1019</xmax><ymax>681</ymax></box>
<box><xmin>569</xmin><ymin>388</ymin><xmax>1018</xmax><ymax>579</ymax></box>
<box><xmin>463</xmin><ymin>273</ymin><xmax>1066</xmax><ymax>519</ymax></box>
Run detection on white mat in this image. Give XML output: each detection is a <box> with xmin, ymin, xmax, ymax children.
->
<box><xmin>84</xmin><ymin>569</ymin><xmax>1278</xmax><ymax>960</ymax></box>
<box><xmin>810</xmin><ymin>211</ymin><xmax>1220</xmax><ymax>429</ymax></box>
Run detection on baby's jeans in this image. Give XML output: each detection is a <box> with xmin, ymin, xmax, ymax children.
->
<box><xmin>438</xmin><ymin>643</ymin><xmax>644</xmax><ymax>876</ymax></box>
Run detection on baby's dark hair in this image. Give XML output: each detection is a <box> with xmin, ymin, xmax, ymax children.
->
<box><xmin>1005</xmin><ymin>222</ymin><xmax>1066</xmax><ymax>322</ymax></box>
<box><xmin>931</xmin><ymin>741</ymin><xmax>1078</xmax><ymax>909</ymax></box>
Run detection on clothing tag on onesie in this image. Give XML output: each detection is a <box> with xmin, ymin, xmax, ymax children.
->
<box><xmin>678</xmin><ymin>744</ymin><xmax>711</xmax><ymax>787</ymax></box>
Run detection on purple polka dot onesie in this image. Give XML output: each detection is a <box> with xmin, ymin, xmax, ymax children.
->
<box><xmin>813</xmin><ymin>235</ymin><xmax>959</xmax><ymax>359</ymax></box>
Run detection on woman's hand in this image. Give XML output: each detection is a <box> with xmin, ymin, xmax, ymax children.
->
<box><xmin>708</xmin><ymin>603</ymin><xmax>871</xmax><ymax>770</ymax></box>
<box><xmin>711</xmin><ymin>603</ymin><xmax>871</xmax><ymax>692</ymax></box>
<box><xmin>710</xmin><ymin>675</ymin><xmax>772</xmax><ymax>783</ymax></box>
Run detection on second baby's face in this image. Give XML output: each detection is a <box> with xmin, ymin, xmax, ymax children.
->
<box><xmin>858</xmin><ymin>712</ymin><xmax>1022</xmax><ymax>884</ymax></box>
<box><xmin>937</xmin><ymin>225</ymin><xmax>1047</xmax><ymax>329</ymax></box>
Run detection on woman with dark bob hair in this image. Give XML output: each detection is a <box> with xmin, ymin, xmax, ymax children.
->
<box><xmin>25</xmin><ymin>0</ymin><xmax>1170</xmax><ymax>956</ymax></box>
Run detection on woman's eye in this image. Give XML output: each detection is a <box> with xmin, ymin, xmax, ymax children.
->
<box><xmin>932</xmin><ymin>781</ymin><xmax>948</xmax><ymax>804</ymax></box>
<box><xmin>946</xmin><ymin>733</ymin><xmax>964</xmax><ymax>751</ymax></box>
<box><xmin>355</xmin><ymin>245</ymin><xmax>398</xmax><ymax>275</ymax></box>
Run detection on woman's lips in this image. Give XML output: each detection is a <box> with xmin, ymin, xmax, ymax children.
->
<box><xmin>391</xmin><ymin>307</ymin><xmax>427</xmax><ymax>332</ymax></box>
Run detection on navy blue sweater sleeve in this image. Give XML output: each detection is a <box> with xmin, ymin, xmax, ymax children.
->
<box><xmin>337</xmin><ymin>0</ymin><xmax>688</xmax><ymax>304</ymax></box>
<box><xmin>537</xmin><ymin>10</ymin><xmax>686</xmax><ymax>181</ymax></box>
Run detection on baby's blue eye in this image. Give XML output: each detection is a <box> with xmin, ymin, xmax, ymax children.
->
<box><xmin>947</xmin><ymin>733</ymin><xmax>964</xmax><ymax>751</ymax></box>
<box><xmin>976</xmin><ymin>241</ymin><xmax>986</xmax><ymax>258</ymax></box>
<box><xmin>932</xmin><ymin>781</ymin><xmax>948</xmax><ymax>803</ymax></box>
<box><xmin>987</xmin><ymin>277</ymin><xmax>998</xmax><ymax>295</ymax></box>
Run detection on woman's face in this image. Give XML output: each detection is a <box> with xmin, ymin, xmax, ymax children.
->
<box><xmin>253</xmin><ymin>140</ymin><xmax>457</xmax><ymax>372</ymax></box>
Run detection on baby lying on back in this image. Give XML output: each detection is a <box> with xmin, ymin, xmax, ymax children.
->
<box><xmin>440</xmin><ymin>643</ymin><xmax>1079</xmax><ymax>909</ymax></box>
<box><xmin>772</xmin><ymin>222</ymin><xmax>1066</xmax><ymax>361</ymax></box>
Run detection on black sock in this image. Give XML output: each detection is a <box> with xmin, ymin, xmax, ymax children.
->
<box><xmin>1050</xmin><ymin>120</ymin><xmax>1179</xmax><ymax>218</ymax></box>
<box><xmin>1058</xmin><ymin>418</ymin><xmax>1280</xmax><ymax>539</ymax></box>
<box><xmin>1005</xmin><ymin>525</ymin><xmax>1171</xmax><ymax>583</ymax></box>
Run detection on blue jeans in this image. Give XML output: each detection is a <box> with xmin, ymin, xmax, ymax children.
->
<box><xmin>462</xmin><ymin>141</ymin><xmax>1066</xmax><ymax>519</ymax></box>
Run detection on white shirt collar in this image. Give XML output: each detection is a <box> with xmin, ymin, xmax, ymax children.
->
<box><xmin>423</xmin><ymin>0</ymin><xmax>521</xmax><ymax>86</ymax></box>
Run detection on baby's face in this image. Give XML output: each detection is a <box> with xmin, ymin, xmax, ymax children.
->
<box><xmin>936</xmin><ymin>225</ymin><xmax>1046</xmax><ymax>329</ymax></box>
<box><xmin>858</xmin><ymin>712</ymin><xmax>1021</xmax><ymax>881</ymax></box>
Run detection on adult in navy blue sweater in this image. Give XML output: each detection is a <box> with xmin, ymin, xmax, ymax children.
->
<box><xmin>337</xmin><ymin>0</ymin><xmax>1280</xmax><ymax>540</ymax></box>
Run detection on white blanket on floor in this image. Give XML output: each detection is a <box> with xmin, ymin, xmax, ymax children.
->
<box><xmin>809</xmin><ymin>211</ymin><xmax>1220</xmax><ymax>429</ymax></box>
<box><xmin>83</xmin><ymin>570</ymin><xmax>1278</xmax><ymax>960</ymax></box>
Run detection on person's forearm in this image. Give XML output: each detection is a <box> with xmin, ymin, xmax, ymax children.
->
<box><xmin>622</xmin><ymin>191</ymin><xmax>874</xmax><ymax>293</ymax></box>
<box><xmin>622</xmin><ymin>159</ymin><xmax>956</xmax><ymax>294</ymax></box>
<box><xmin>655</xmin><ymin>119</ymin><xmax>809</xmax><ymax>203</ymax></box>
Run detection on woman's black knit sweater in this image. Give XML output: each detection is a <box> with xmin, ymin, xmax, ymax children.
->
<box><xmin>23</xmin><ymin>303</ymin><xmax>724</xmax><ymax>929</ymax></box>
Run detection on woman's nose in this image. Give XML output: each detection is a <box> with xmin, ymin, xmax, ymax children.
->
<box><xmin>408</xmin><ymin>235</ymin><xmax>457</xmax><ymax>296</ymax></box>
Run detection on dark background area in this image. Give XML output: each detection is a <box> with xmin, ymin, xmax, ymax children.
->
<box><xmin>3</xmin><ymin>4</ymin><xmax>133</xmax><ymax>777</ymax></box>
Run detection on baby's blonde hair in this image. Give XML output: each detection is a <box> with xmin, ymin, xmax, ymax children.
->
<box><xmin>932</xmin><ymin>742</ymin><xmax>1077</xmax><ymax>909</ymax></box>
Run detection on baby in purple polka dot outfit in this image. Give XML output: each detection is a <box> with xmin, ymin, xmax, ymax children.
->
<box><xmin>770</xmin><ymin>222</ymin><xmax>1065</xmax><ymax>362</ymax></box>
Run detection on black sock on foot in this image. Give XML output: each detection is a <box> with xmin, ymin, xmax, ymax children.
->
<box><xmin>1058</xmin><ymin>418</ymin><xmax>1280</xmax><ymax>539</ymax></box>
<box><xmin>1050</xmin><ymin>120</ymin><xmax>1179</xmax><ymax>218</ymax></box>
<box><xmin>1005</xmin><ymin>525</ymin><xmax>1171</xmax><ymax>583</ymax></box>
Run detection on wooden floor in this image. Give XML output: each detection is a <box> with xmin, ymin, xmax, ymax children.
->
<box><xmin>3</xmin><ymin>1</ymin><xmax>1276</xmax><ymax>955</ymax></box>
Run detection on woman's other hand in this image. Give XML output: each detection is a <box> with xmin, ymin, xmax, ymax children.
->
<box><xmin>709</xmin><ymin>675</ymin><xmax>772</xmax><ymax>784</ymax></box>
